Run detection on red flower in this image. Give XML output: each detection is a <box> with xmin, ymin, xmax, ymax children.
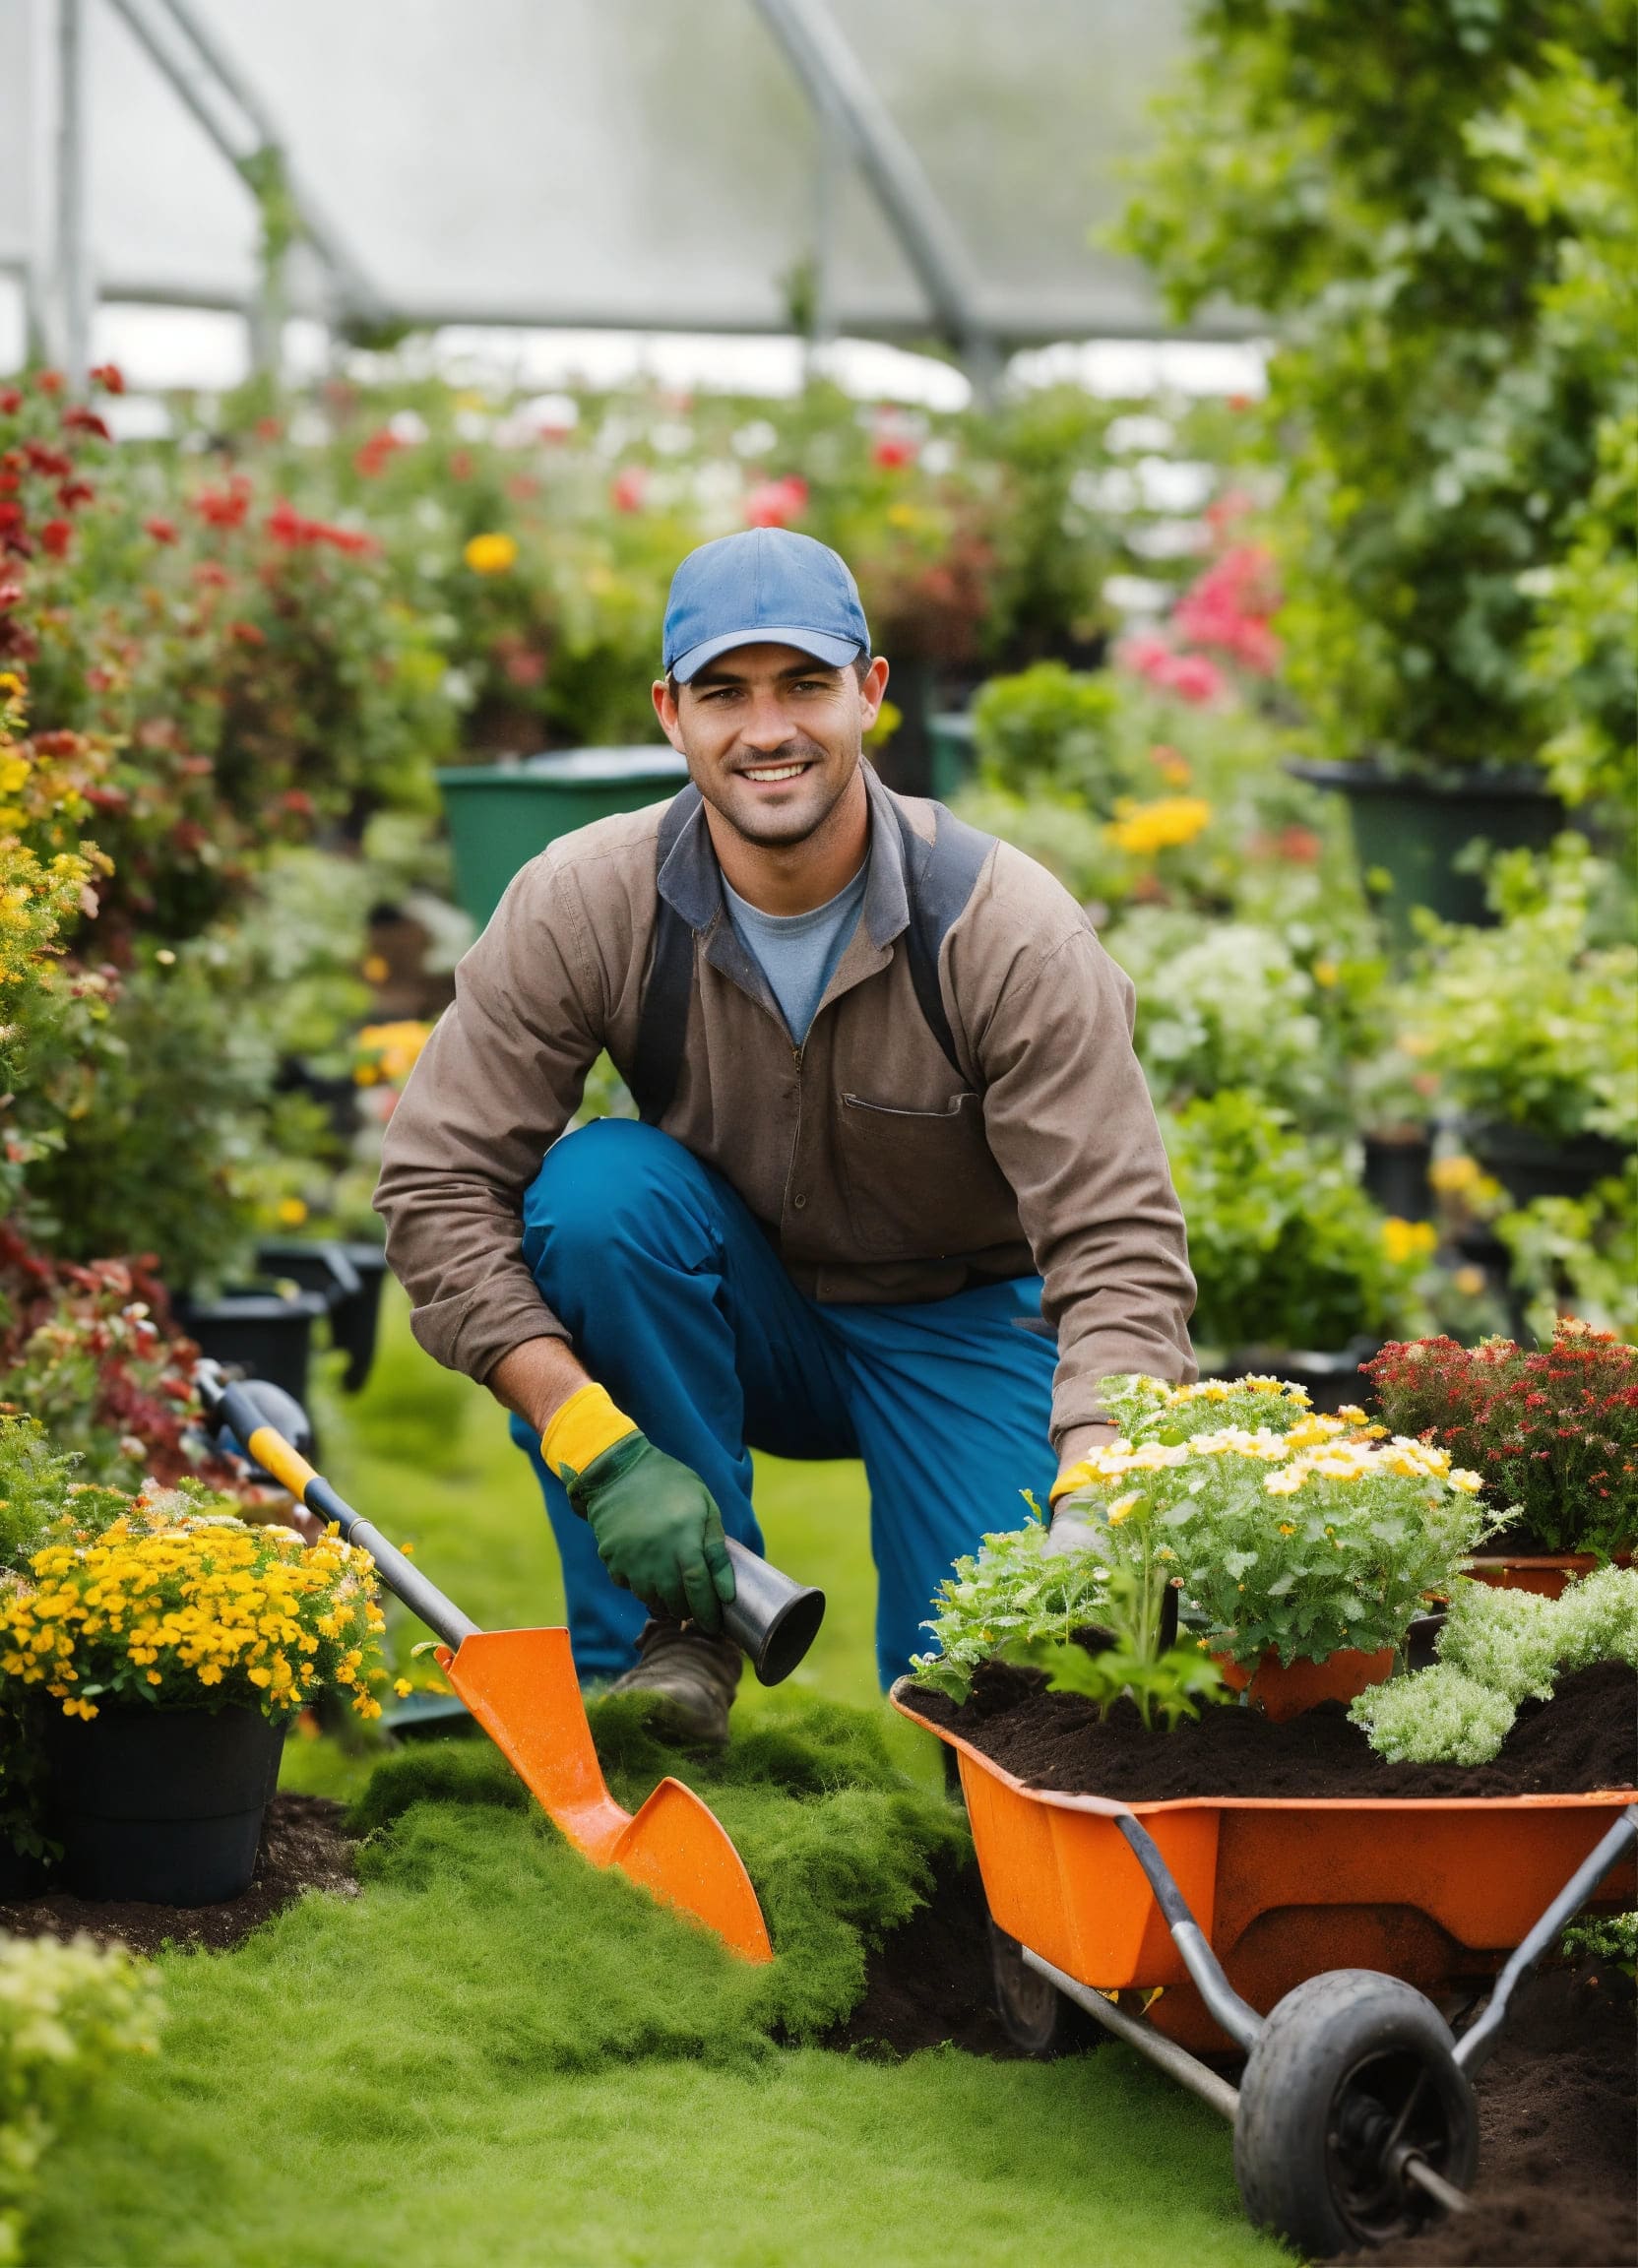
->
<box><xmin>226</xmin><ymin>619</ymin><xmax>266</xmax><ymax>646</ymax></box>
<box><xmin>25</xmin><ymin>442</ymin><xmax>72</xmax><ymax>478</ymax></box>
<box><xmin>56</xmin><ymin>479</ymin><xmax>95</xmax><ymax>511</ymax></box>
<box><xmin>871</xmin><ymin>434</ymin><xmax>915</xmax><ymax>470</ymax></box>
<box><xmin>448</xmin><ymin>449</ymin><xmax>473</xmax><ymax>483</ymax></box>
<box><xmin>743</xmin><ymin>474</ymin><xmax>809</xmax><ymax>529</ymax></box>
<box><xmin>89</xmin><ymin>363</ymin><xmax>125</xmax><ymax>395</ymax></box>
<box><xmin>144</xmin><ymin>516</ymin><xmax>178</xmax><ymax>545</ymax></box>
<box><xmin>39</xmin><ymin>518</ymin><xmax>72</xmax><ymax>557</ymax></box>
<box><xmin>0</xmin><ymin>391</ymin><xmax>21</xmax><ymax>415</ymax></box>
<box><xmin>195</xmin><ymin>477</ymin><xmax>252</xmax><ymax>529</ymax></box>
<box><xmin>610</xmin><ymin>467</ymin><xmax>650</xmax><ymax>514</ymax></box>
<box><xmin>33</xmin><ymin>370</ymin><xmax>64</xmax><ymax>396</ymax></box>
<box><xmin>254</xmin><ymin>416</ymin><xmax>283</xmax><ymax>443</ymax></box>
<box><xmin>61</xmin><ymin>406</ymin><xmax>112</xmax><ymax>441</ymax></box>
<box><xmin>353</xmin><ymin>428</ymin><xmax>403</xmax><ymax>478</ymax></box>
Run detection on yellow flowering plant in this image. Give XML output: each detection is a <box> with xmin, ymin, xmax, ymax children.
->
<box><xmin>0</xmin><ymin>1495</ymin><xmax>388</xmax><ymax>1725</ymax></box>
<box><xmin>912</xmin><ymin>1374</ymin><xmax>1503</xmax><ymax>1707</ymax></box>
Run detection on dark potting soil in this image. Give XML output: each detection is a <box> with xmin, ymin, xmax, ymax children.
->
<box><xmin>820</xmin><ymin>1853</ymin><xmax>1027</xmax><ymax>2060</ymax></box>
<box><xmin>1331</xmin><ymin>1960</ymin><xmax>1637</xmax><ymax>2268</ymax></box>
<box><xmin>0</xmin><ymin>1794</ymin><xmax>356</xmax><ymax>1956</ymax></box>
<box><xmin>911</xmin><ymin>1659</ymin><xmax>1638</xmax><ymax>1801</ymax></box>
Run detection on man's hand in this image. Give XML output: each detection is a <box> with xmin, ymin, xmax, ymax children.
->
<box><xmin>561</xmin><ymin>1432</ymin><xmax>735</xmax><ymax>1632</ymax></box>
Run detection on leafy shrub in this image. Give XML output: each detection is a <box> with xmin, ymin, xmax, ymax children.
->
<box><xmin>0</xmin><ymin>1230</ymin><xmax>246</xmax><ymax>1496</ymax></box>
<box><xmin>0</xmin><ymin>1928</ymin><xmax>160</xmax><ymax>2265</ymax></box>
<box><xmin>1363</xmin><ymin>1320</ymin><xmax>1638</xmax><ymax>1554</ymax></box>
<box><xmin>1108</xmin><ymin>909</ymin><xmax>1333</xmax><ymax>1118</ymax></box>
<box><xmin>1349</xmin><ymin>1666</ymin><xmax>1519</xmax><ymax>1767</ymax></box>
<box><xmin>1121</xmin><ymin>5</ymin><xmax>1635</xmax><ymax>791</ymax></box>
<box><xmin>1396</xmin><ymin>839</ymin><xmax>1638</xmax><ymax>1145</ymax></box>
<box><xmin>914</xmin><ymin>1393</ymin><xmax>1492</xmax><ymax>1695</ymax></box>
<box><xmin>1351</xmin><ymin>1564</ymin><xmax>1638</xmax><ymax>1763</ymax></box>
<box><xmin>1163</xmin><ymin>1091</ymin><xmax>1429</xmax><ymax>1352</ymax></box>
<box><xmin>1498</xmin><ymin>1164</ymin><xmax>1638</xmax><ymax>1347</ymax></box>
<box><xmin>971</xmin><ymin>664</ymin><xmax>1123</xmax><ymax>809</ymax></box>
<box><xmin>0</xmin><ymin>1498</ymin><xmax>387</xmax><ymax>1723</ymax></box>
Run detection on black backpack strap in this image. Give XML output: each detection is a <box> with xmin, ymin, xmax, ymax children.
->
<box><xmin>629</xmin><ymin>787</ymin><xmax>703</xmax><ymax>1125</ymax></box>
<box><xmin>893</xmin><ymin>799</ymin><xmax>994</xmax><ymax>1081</ymax></box>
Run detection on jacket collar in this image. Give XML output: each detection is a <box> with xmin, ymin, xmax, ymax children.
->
<box><xmin>656</xmin><ymin>764</ymin><xmax>910</xmax><ymax>947</ymax></box>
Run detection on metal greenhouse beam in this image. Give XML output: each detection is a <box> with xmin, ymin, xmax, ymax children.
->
<box><xmin>102</xmin><ymin>0</ymin><xmax>384</xmax><ymax>345</ymax></box>
<box><xmin>751</xmin><ymin>0</ymin><xmax>1000</xmax><ymax>392</ymax></box>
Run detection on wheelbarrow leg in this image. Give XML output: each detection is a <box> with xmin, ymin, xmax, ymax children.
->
<box><xmin>1453</xmin><ymin>1801</ymin><xmax>1638</xmax><ymax>2076</ymax></box>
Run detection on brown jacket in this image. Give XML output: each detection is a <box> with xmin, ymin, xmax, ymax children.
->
<box><xmin>375</xmin><ymin>765</ymin><xmax>1196</xmax><ymax>1445</ymax></box>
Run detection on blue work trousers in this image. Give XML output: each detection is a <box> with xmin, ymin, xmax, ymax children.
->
<box><xmin>511</xmin><ymin>1118</ymin><xmax>1057</xmax><ymax>1689</ymax></box>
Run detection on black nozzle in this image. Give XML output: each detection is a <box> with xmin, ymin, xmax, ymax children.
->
<box><xmin>721</xmin><ymin>1539</ymin><xmax>825</xmax><ymax>1686</ymax></box>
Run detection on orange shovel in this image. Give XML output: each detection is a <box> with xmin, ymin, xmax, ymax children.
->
<box><xmin>197</xmin><ymin>1363</ymin><xmax>773</xmax><ymax>1963</ymax></box>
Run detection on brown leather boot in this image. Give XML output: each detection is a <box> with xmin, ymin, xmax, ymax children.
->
<box><xmin>606</xmin><ymin>1618</ymin><xmax>741</xmax><ymax>1749</ymax></box>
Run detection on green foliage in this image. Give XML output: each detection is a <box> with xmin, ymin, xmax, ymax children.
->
<box><xmin>0</xmin><ymin>1929</ymin><xmax>160</xmax><ymax>2266</ymax></box>
<box><xmin>1348</xmin><ymin>1664</ymin><xmax>1518</xmax><ymax>1766</ymax></box>
<box><xmin>1109</xmin><ymin>909</ymin><xmax>1336</xmax><ymax>1120</ymax></box>
<box><xmin>1561</xmin><ymin>1910</ymin><xmax>1637</xmax><ymax>1976</ymax></box>
<box><xmin>1163</xmin><ymin>1091</ymin><xmax>1428</xmax><ymax>1352</ymax></box>
<box><xmin>0</xmin><ymin>1417</ymin><xmax>81</xmax><ymax>1574</ymax></box>
<box><xmin>910</xmin><ymin>1514</ymin><xmax>1112</xmax><ymax>1704</ymax></box>
<box><xmin>1351</xmin><ymin>1564</ymin><xmax>1638</xmax><ymax>1762</ymax></box>
<box><xmin>1009</xmin><ymin>1627</ymin><xmax>1228</xmax><ymax>1732</ymax></box>
<box><xmin>914</xmin><ymin>1399</ymin><xmax>1489</xmax><ymax>1694</ymax></box>
<box><xmin>1097</xmin><ymin>1370</ymin><xmax>1325</xmax><ymax>1444</ymax></box>
<box><xmin>972</xmin><ymin>663</ymin><xmax>1123</xmax><ymax>808</ymax></box>
<box><xmin>1498</xmin><ymin>1164</ymin><xmax>1638</xmax><ymax>1348</ymax></box>
<box><xmin>1120</xmin><ymin>3</ymin><xmax>1636</xmax><ymax>787</ymax></box>
<box><xmin>1397</xmin><ymin>838</ymin><xmax>1638</xmax><ymax>1144</ymax></box>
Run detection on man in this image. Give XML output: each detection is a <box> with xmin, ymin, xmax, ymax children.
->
<box><xmin>376</xmin><ymin>527</ymin><xmax>1195</xmax><ymax>1746</ymax></box>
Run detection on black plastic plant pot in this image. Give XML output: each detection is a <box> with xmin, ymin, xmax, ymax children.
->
<box><xmin>255</xmin><ymin>1238</ymin><xmax>390</xmax><ymax>1393</ymax></box>
<box><xmin>1286</xmin><ymin>758</ymin><xmax>1565</xmax><ymax>948</ymax></box>
<box><xmin>1464</xmin><ymin>1121</ymin><xmax>1631</xmax><ymax>1210</ymax></box>
<box><xmin>41</xmin><ymin>1704</ymin><xmax>285</xmax><ymax>1906</ymax></box>
<box><xmin>1361</xmin><ymin>1131</ymin><xmax>1434</xmax><ymax>1223</ymax></box>
<box><xmin>1214</xmin><ymin>1338</ymin><xmax>1385</xmax><ymax>1416</ymax></box>
<box><xmin>177</xmin><ymin>1288</ymin><xmax>329</xmax><ymax>1408</ymax></box>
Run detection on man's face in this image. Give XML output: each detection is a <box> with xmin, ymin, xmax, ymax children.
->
<box><xmin>653</xmin><ymin>642</ymin><xmax>889</xmax><ymax>850</ymax></box>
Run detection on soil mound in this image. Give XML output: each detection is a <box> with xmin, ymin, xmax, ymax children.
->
<box><xmin>822</xmin><ymin>1855</ymin><xmax>1026</xmax><ymax>2059</ymax></box>
<box><xmin>0</xmin><ymin>1794</ymin><xmax>356</xmax><ymax>1956</ymax></box>
<box><xmin>1331</xmin><ymin>1960</ymin><xmax>1636</xmax><ymax>2267</ymax></box>
<box><xmin>912</xmin><ymin>1660</ymin><xmax>1637</xmax><ymax>1801</ymax></box>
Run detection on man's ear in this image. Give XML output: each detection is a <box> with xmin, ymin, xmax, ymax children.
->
<box><xmin>653</xmin><ymin>676</ymin><xmax>686</xmax><ymax>752</ymax></box>
<box><xmin>856</xmin><ymin>655</ymin><xmax>891</xmax><ymax>735</ymax></box>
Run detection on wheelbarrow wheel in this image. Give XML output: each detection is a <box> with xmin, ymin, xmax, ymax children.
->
<box><xmin>1233</xmin><ymin>1969</ymin><xmax>1477</xmax><ymax>2255</ymax></box>
<box><xmin>987</xmin><ymin>1922</ymin><xmax>1098</xmax><ymax>2058</ymax></box>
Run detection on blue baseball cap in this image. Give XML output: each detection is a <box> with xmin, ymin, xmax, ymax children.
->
<box><xmin>663</xmin><ymin>529</ymin><xmax>870</xmax><ymax>683</ymax></box>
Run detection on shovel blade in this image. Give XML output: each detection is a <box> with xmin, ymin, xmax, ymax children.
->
<box><xmin>438</xmin><ymin>1628</ymin><xmax>773</xmax><ymax>1964</ymax></box>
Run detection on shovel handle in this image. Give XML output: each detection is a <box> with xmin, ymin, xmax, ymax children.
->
<box><xmin>196</xmin><ymin>1362</ymin><xmax>479</xmax><ymax>1652</ymax></box>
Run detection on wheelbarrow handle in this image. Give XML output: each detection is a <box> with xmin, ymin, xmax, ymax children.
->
<box><xmin>195</xmin><ymin>1361</ymin><xmax>479</xmax><ymax>1651</ymax></box>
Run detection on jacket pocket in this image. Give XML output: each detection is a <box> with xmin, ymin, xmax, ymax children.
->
<box><xmin>836</xmin><ymin>1091</ymin><xmax>1016</xmax><ymax>1259</ymax></box>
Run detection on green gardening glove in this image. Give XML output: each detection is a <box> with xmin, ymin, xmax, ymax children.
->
<box><xmin>562</xmin><ymin>1431</ymin><xmax>736</xmax><ymax>1633</ymax></box>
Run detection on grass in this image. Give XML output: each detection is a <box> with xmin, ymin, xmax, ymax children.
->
<box><xmin>28</xmin><ymin>1290</ymin><xmax>1287</xmax><ymax>2267</ymax></box>
<box><xmin>33</xmin><ymin>1714</ymin><xmax>1280</xmax><ymax>2268</ymax></box>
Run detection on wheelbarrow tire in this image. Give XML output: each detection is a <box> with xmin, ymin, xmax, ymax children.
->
<box><xmin>986</xmin><ymin>1922</ymin><xmax>1098</xmax><ymax>2058</ymax></box>
<box><xmin>1233</xmin><ymin>1968</ymin><xmax>1477</xmax><ymax>2256</ymax></box>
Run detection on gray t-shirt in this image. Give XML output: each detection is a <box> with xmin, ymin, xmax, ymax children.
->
<box><xmin>723</xmin><ymin>861</ymin><xmax>868</xmax><ymax>1045</ymax></box>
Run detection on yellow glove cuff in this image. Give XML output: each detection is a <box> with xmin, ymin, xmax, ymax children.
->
<box><xmin>1048</xmin><ymin>1458</ymin><xmax>1098</xmax><ymax>1507</ymax></box>
<box><xmin>541</xmin><ymin>1383</ymin><xmax>639</xmax><ymax>1482</ymax></box>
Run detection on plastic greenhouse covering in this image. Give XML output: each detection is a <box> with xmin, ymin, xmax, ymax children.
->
<box><xmin>2</xmin><ymin>0</ymin><xmax>1200</xmax><ymax>344</ymax></box>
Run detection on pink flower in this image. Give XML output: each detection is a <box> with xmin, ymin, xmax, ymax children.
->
<box><xmin>1164</xmin><ymin>653</ymin><xmax>1226</xmax><ymax>704</ymax></box>
<box><xmin>610</xmin><ymin>467</ymin><xmax>650</xmax><ymax>514</ymax></box>
<box><xmin>1172</xmin><ymin>544</ymin><xmax>1281</xmax><ymax>674</ymax></box>
<box><xmin>743</xmin><ymin>474</ymin><xmax>808</xmax><ymax>529</ymax></box>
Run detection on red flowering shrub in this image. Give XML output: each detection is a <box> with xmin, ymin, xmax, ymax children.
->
<box><xmin>0</xmin><ymin>1224</ymin><xmax>250</xmax><ymax>1498</ymax></box>
<box><xmin>1363</xmin><ymin>1321</ymin><xmax>1638</xmax><ymax>1557</ymax></box>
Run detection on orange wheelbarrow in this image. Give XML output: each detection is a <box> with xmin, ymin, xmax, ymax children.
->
<box><xmin>893</xmin><ymin>1679</ymin><xmax>1637</xmax><ymax>2257</ymax></box>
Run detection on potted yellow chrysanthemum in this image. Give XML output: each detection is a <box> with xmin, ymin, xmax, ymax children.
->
<box><xmin>0</xmin><ymin>1492</ymin><xmax>386</xmax><ymax>1904</ymax></box>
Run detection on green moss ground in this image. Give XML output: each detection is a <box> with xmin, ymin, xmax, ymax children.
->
<box><xmin>29</xmin><ymin>1292</ymin><xmax>1286</xmax><ymax>2267</ymax></box>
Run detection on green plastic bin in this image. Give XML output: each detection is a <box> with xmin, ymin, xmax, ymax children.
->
<box><xmin>437</xmin><ymin>747</ymin><xmax>690</xmax><ymax>929</ymax></box>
